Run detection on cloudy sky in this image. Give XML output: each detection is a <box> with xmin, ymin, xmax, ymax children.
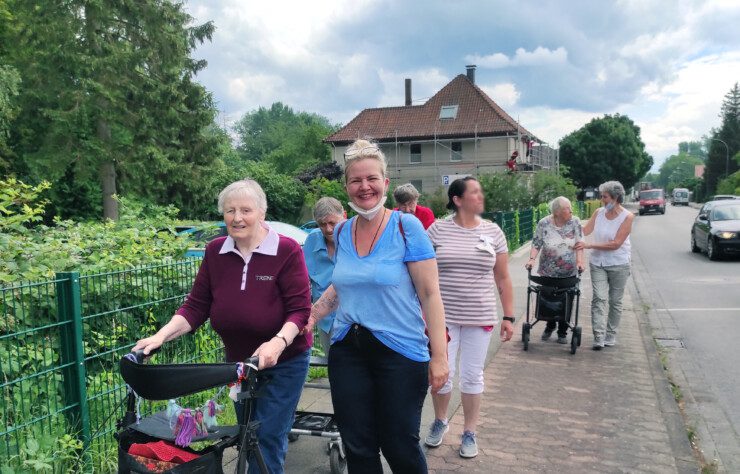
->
<box><xmin>184</xmin><ymin>0</ymin><xmax>740</xmax><ymax>170</ymax></box>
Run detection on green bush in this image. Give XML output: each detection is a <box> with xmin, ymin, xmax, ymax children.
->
<box><xmin>420</xmin><ymin>186</ymin><xmax>450</xmax><ymax>218</ymax></box>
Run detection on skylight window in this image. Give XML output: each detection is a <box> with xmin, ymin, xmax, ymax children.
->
<box><xmin>439</xmin><ymin>105</ymin><xmax>459</xmax><ymax>120</ymax></box>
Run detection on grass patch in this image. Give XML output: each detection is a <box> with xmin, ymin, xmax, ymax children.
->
<box><xmin>308</xmin><ymin>366</ymin><xmax>328</xmax><ymax>380</ymax></box>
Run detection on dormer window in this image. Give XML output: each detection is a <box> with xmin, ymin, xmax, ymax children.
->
<box><xmin>439</xmin><ymin>105</ymin><xmax>458</xmax><ymax>120</ymax></box>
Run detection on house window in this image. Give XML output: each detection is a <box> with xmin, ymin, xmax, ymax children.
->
<box><xmin>439</xmin><ymin>105</ymin><xmax>459</xmax><ymax>120</ymax></box>
<box><xmin>450</xmin><ymin>142</ymin><xmax>462</xmax><ymax>162</ymax></box>
<box><xmin>409</xmin><ymin>144</ymin><xmax>422</xmax><ymax>164</ymax></box>
<box><xmin>410</xmin><ymin>179</ymin><xmax>423</xmax><ymax>193</ymax></box>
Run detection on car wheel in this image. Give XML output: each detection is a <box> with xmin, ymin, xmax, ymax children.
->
<box><xmin>707</xmin><ymin>237</ymin><xmax>721</xmax><ymax>261</ymax></box>
<box><xmin>639</xmin><ymin>210</ymin><xmax>644</xmax><ymax>216</ymax></box>
<box><xmin>691</xmin><ymin>232</ymin><xmax>700</xmax><ymax>253</ymax></box>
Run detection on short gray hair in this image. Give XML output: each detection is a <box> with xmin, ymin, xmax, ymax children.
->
<box><xmin>599</xmin><ymin>180</ymin><xmax>626</xmax><ymax>204</ymax></box>
<box><xmin>217</xmin><ymin>179</ymin><xmax>267</xmax><ymax>214</ymax></box>
<box><xmin>549</xmin><ymin>196</ymin><xmax>572</xmax><ymax>214</ymax></box>
<box><xmin>313</xmin><ymin>197</ymin><xmax>344</xmax><ymax>222</ymax></box>
<box><xmin>393</xmin><ymin>183</ymin><xmax>420</xmax><ymax>204</ymax></box>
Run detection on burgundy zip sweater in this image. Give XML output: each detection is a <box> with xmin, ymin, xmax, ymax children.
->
<box><xmin>177</xmin><ymin>232</ymin><xmax>312</xmax><ymax>364</ymax></box>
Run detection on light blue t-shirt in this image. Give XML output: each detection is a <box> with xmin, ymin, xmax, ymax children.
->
<box><xmin>302</xmin><ymin>229</ymin><xmax>337</xmax><ymax>333</ymax></box>
<box><xmin>331</xmin><ymin>211</ymin><xmax>436</xmax><ymax>362</ymax></box>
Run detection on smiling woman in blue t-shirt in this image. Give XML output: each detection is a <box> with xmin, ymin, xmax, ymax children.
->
<box><xmin>305</xmin><ymin>139</ymin><xmax>449</xmax><ymax>474</ymax></box>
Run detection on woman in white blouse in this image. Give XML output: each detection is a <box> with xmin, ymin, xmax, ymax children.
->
<box><xmin>577</xmin><ymin>181</ymin><xmax>634</xmax><ymax>350</ymax></box>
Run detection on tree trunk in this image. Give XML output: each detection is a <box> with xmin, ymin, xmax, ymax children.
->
<box><xmin>98</xmin><ymin>117</ymin><xmax>117</xmax><ymax>220</ymax></box>
<box><xmin>100</xmin><ymin>158</ymin><xmax>117</xmax><ymax>221</ymax></box>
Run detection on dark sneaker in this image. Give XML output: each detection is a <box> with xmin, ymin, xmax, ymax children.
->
<box><xmin>459</xmin><ymin>430</ymin><xmax>478</xmax><ymax>458</ymax></box>
<box><xmin>557</xmin><ymin>335</ymin><xmax>568</xmax><ymax>344</ymax></box>
<box><xmin>424</xmin><ymin>419</ymin><xmax>449</xmax><ymax>447</ymax></box>
<box><xmin>605</xmin><ymin>334</ymin><xmax>616</xmax><ymax>347</ymax></box>
<box><xmin>593</xmin><ymin>335</ymin><xmax>604</xmax><ymax>351</ymax></box>
<box><xmin>541</xmin><ymin>329</ymin><xmax>553</xmax><ymax>341</ymax></box>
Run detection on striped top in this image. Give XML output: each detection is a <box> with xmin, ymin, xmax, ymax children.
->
<box><xmin>427</xmin><ymin>218</ymin><xmax>508</xmax><ymax>325</ymax></box>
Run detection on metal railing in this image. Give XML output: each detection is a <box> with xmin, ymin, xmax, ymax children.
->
<box><xmin>0</xmin><ymin>259</ymin><xmax>225</xmax><ymax>472</ymax></box>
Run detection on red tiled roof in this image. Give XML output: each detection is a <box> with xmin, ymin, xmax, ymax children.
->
<box><xmin>325</xmin><ymin>74</ymin><xmax>536</xmax><ymax>144</ymax></box>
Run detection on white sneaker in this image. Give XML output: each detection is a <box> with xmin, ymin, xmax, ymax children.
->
<box><xmin>605</xmin><ymin>334</ymin><xmax>616</xmax><ymax>347</ymax></box>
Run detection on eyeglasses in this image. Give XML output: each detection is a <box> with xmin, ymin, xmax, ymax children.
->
<box><xmin>343</xmin><ymin>146</ymin><xmax>380</xmax><ymax>162</ymax></box>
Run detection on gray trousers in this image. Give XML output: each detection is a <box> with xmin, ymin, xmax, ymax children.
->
<box><xmin>590</xmin><ymin>263</ymin><xmax>631</xmax><ymax>338</ymax></box>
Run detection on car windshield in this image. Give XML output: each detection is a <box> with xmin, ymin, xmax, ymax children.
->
<box><xmin>640</xmin><ymin>191</ymin><xmax>662</xmax><ymax>199</ymax></box>
<box><xmin>674</xmin><ymin>191</ymin><xmax>688</xmax><ymax>197</ymax></box>
<box><xmin>711</xmin><ymin>204</ymin><xmax>740</xmax><ymax>221</ymax></box>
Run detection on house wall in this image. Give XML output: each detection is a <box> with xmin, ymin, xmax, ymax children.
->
<box><xmin>330</xmin><ymin>136</ymin><xmax>527</xmax><ymax>194</ymax></box>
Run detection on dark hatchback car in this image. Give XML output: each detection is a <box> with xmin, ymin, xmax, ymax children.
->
<box><xmin>691</xmin><ymin>200</ymin><xmax>740</xmax><ymax>260</ymax></box>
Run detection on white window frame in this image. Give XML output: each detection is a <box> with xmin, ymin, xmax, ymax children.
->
<box><xmin>409</xmin><ymin>179</ymin><xmax>423</xmax><ymax>192</ymax></box>
<box><xmin>439</xmin><ymin>105</ymin><xmax>459</xmax><ymax>120</ymax></box>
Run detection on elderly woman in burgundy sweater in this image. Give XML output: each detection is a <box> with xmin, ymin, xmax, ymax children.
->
<box><xmin>133</xmin><ymin>179</ymin><xmax>311</xmax><ymax>474</ymax></box>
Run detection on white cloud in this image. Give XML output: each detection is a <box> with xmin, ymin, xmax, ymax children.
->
<box><xmin>467</xmin><ymin>47</ymin><xmax>568</xmax><ymax>69</ymax></box>
<box><xmin>624</xmin><ymin>51</ymin><xmax>740</xmax><ymax>169</ymax></box>
<box><xmin>480</xmin><ymin>83</ymin><xmax>520</xmax><ymax>108</ymax></box>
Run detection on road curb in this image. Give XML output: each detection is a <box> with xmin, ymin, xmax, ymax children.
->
<box><xmin>629</xmin><ymin>238</ymin><xmax>722</xmax><ymax>472</ymax></box>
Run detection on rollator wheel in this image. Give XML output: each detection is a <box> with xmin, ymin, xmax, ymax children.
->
<box><xmin>288</xmin><ymin>433</ymin><xmax>299</xmax><ymax>442</ymax></box>
<box><xmin>329</xmin><ymin>443</ymin><xmax>347</xmax><ymax>474</ymax></box>
<box><xmin>522</xmin><ymin>323</ymin><xmax>531</xmax><ymax>351</ymax></box>
<box><xmin>574</xmin><ymin>326</ymin><xmax>582</xmax><ymax>347</ymax></box>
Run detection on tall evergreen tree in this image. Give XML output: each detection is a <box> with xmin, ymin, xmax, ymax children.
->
<box><xmin>705</xmin><ymin>83</ymin><xmax>740</xmax><ymax>194</ymax></box>
<box><xmin>1</xmin><ymin>1</ymin><xmax>224</xmax><ymax>220</ymax></box>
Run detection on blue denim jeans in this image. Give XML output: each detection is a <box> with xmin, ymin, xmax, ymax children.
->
<box><xmin>234</xmin><ymin>349</ymin><xmax>310</xmax><ymax>474</ymax></box>
<box><xmin>590</xmin><ymin>263</ymin><xmax>631</xmax><ymax>339</ymax></box>
<box><xmin>329</xmin><ymin>324</ymin><xmax>429</xmax><ymax>474</ymax></box>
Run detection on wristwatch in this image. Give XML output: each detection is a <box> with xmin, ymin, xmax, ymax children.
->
<box><xmin>503</xmin><ymin>316</ymin><xmax>516</xmax><ymax>323</ymax></box>
<box><xmin>275</xmin><ymin>333</ymin><xmax>289</xmax><ymax>347</ymax></box>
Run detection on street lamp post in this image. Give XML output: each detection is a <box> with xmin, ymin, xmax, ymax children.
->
<box><xmin>710</xmin><ymin>138</ymin><xmax>730</xmax><ymax>178</ymax></box>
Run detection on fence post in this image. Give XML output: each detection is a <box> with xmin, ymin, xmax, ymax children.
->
<box><xmin>56</xmin><ymin>272</ymin><xmax>91</xmax><ymax>455</ymax></box>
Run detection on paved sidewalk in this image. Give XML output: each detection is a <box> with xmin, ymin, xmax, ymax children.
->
<box><xmin>227</xmin><ymin>239</ymin><xmax>700</xmax><ymax>473</ymax></box>
<box><xmin>425</xmin><ymin>244</ymin><xmax>698</xmax><ymax>473</ymax></box>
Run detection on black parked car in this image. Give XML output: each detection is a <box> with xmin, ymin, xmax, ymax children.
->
<box><xmin>691</xmin><ymin>200</ymin><xmax>740</xmax><ymax>260</ymax></box>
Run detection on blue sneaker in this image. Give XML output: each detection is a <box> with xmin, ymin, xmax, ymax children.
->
<box><xmin>424</xmin><ymin>419</ymin><xmax>449</xmax><ymax>447</ymax></box>
<box><xmin>459</xmin><ymin>430</ymin><xmax>478</xmax><ymax>458</ymax></box>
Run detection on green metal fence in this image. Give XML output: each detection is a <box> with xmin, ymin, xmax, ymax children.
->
<box><xmin>0</xmin><ymin>259</ymin><xmax>228</xmax><ymax>472</ymax></box>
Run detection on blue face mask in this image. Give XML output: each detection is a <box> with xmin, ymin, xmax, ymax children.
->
<box><xmin>605</xmin><ymin>202</ymin><xmax>615</xmax><ymax>211</ymax></box>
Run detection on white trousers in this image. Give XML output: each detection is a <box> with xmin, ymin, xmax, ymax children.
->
<box><xmin>437</xmin><ymin>323</ymin><xmax>493</xmax><ymax>395</ymax></box>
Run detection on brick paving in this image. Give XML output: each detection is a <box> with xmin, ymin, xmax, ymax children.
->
<box><xmin>426</xmin><ymin>261</ymin><xmax>696</xmax><ymax>473</ymax></box>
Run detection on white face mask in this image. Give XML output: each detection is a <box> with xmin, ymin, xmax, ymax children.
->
<box><xmin>348</xmin><ymin>196</ymin><xmax>387</xmax><ymax>221</ymax></box>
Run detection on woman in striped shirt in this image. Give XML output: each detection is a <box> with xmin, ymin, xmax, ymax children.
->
<box><xmin>424</xmin><ymin>176</ymin><xmax>515</xmax><ymax>458</ymax></box>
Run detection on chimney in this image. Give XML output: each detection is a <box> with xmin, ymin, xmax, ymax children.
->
<box><xmin>404</xmin><ymin>78</ymin><xmax>412</xmax><ymax>106</ymax></box>
<box><xmin>466</xmin><ymin>64</ymin><xmax>476</xmax><ymax>84</ymax></box>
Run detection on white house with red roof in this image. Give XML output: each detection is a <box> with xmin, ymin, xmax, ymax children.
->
<box><xmin>325</xmin><ymin>66</ymin><xmax>557</xmax><ymax>193</ymax></box>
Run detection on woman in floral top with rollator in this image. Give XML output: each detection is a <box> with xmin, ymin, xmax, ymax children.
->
<box><xmin>525</xmin><ymin>196</ymin><xmax>585</xmax><ymax>343</ymax></box>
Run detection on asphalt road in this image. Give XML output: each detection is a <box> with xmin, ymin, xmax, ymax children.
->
<box><xmin>630</xmin><ymin>203</ymin><xmax>740</xmax><ymax>470</ymax></box>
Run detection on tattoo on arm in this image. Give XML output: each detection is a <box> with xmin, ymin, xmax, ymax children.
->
<box><xmin>311</xmin><ymin>295</ymin><xmax>338</xmax><ymax>320</ymax></box>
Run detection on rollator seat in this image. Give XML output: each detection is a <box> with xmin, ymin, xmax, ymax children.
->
<box><xmin>528</xmin><ymin>274</ymin><xmax>579</xmax><ymax>289</ymax></box>
<box><xmin>120</xmin><ymin>357</ymin><xmax>240</xmax><ymax>400</ymax></box>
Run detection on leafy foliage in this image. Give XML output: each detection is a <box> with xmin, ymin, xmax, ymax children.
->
<box><xmin>477</xmin><ymin>170</ymin><xmax>576</xmax><ymax>212</ymax></box>
<box><xmin>234</xmin><ymin>102</ymin><xmax>338</xmax><ymax>175</ymax></box>
<box><xmin>559</xmin><ymin>114</ymin><xmax>653</xmax><ymax>190</ymax></box>
<box><xmin>1</xmin><ymin>0</ymin><xmax>226</xmax><ymax>220</ymax></box>
<box><xmin>0</xmin><ymin>179</ymin><xmax>189</xmax><ymax>283</ymax></box>
<box><xmin>420</xmin><ymin>186</ymin><xmax>450</xmax><ymax>218</ymax></box>
<box><xmin>653</xmin><ymin>148</ymin><xmax>704</xmax><ymax>191</ymax></box>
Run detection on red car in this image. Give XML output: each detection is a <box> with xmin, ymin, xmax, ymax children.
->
<box><xmin>639</xmin><ymin>189</ymin><xmax>666</xmax><ymax>215</ymax></box>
